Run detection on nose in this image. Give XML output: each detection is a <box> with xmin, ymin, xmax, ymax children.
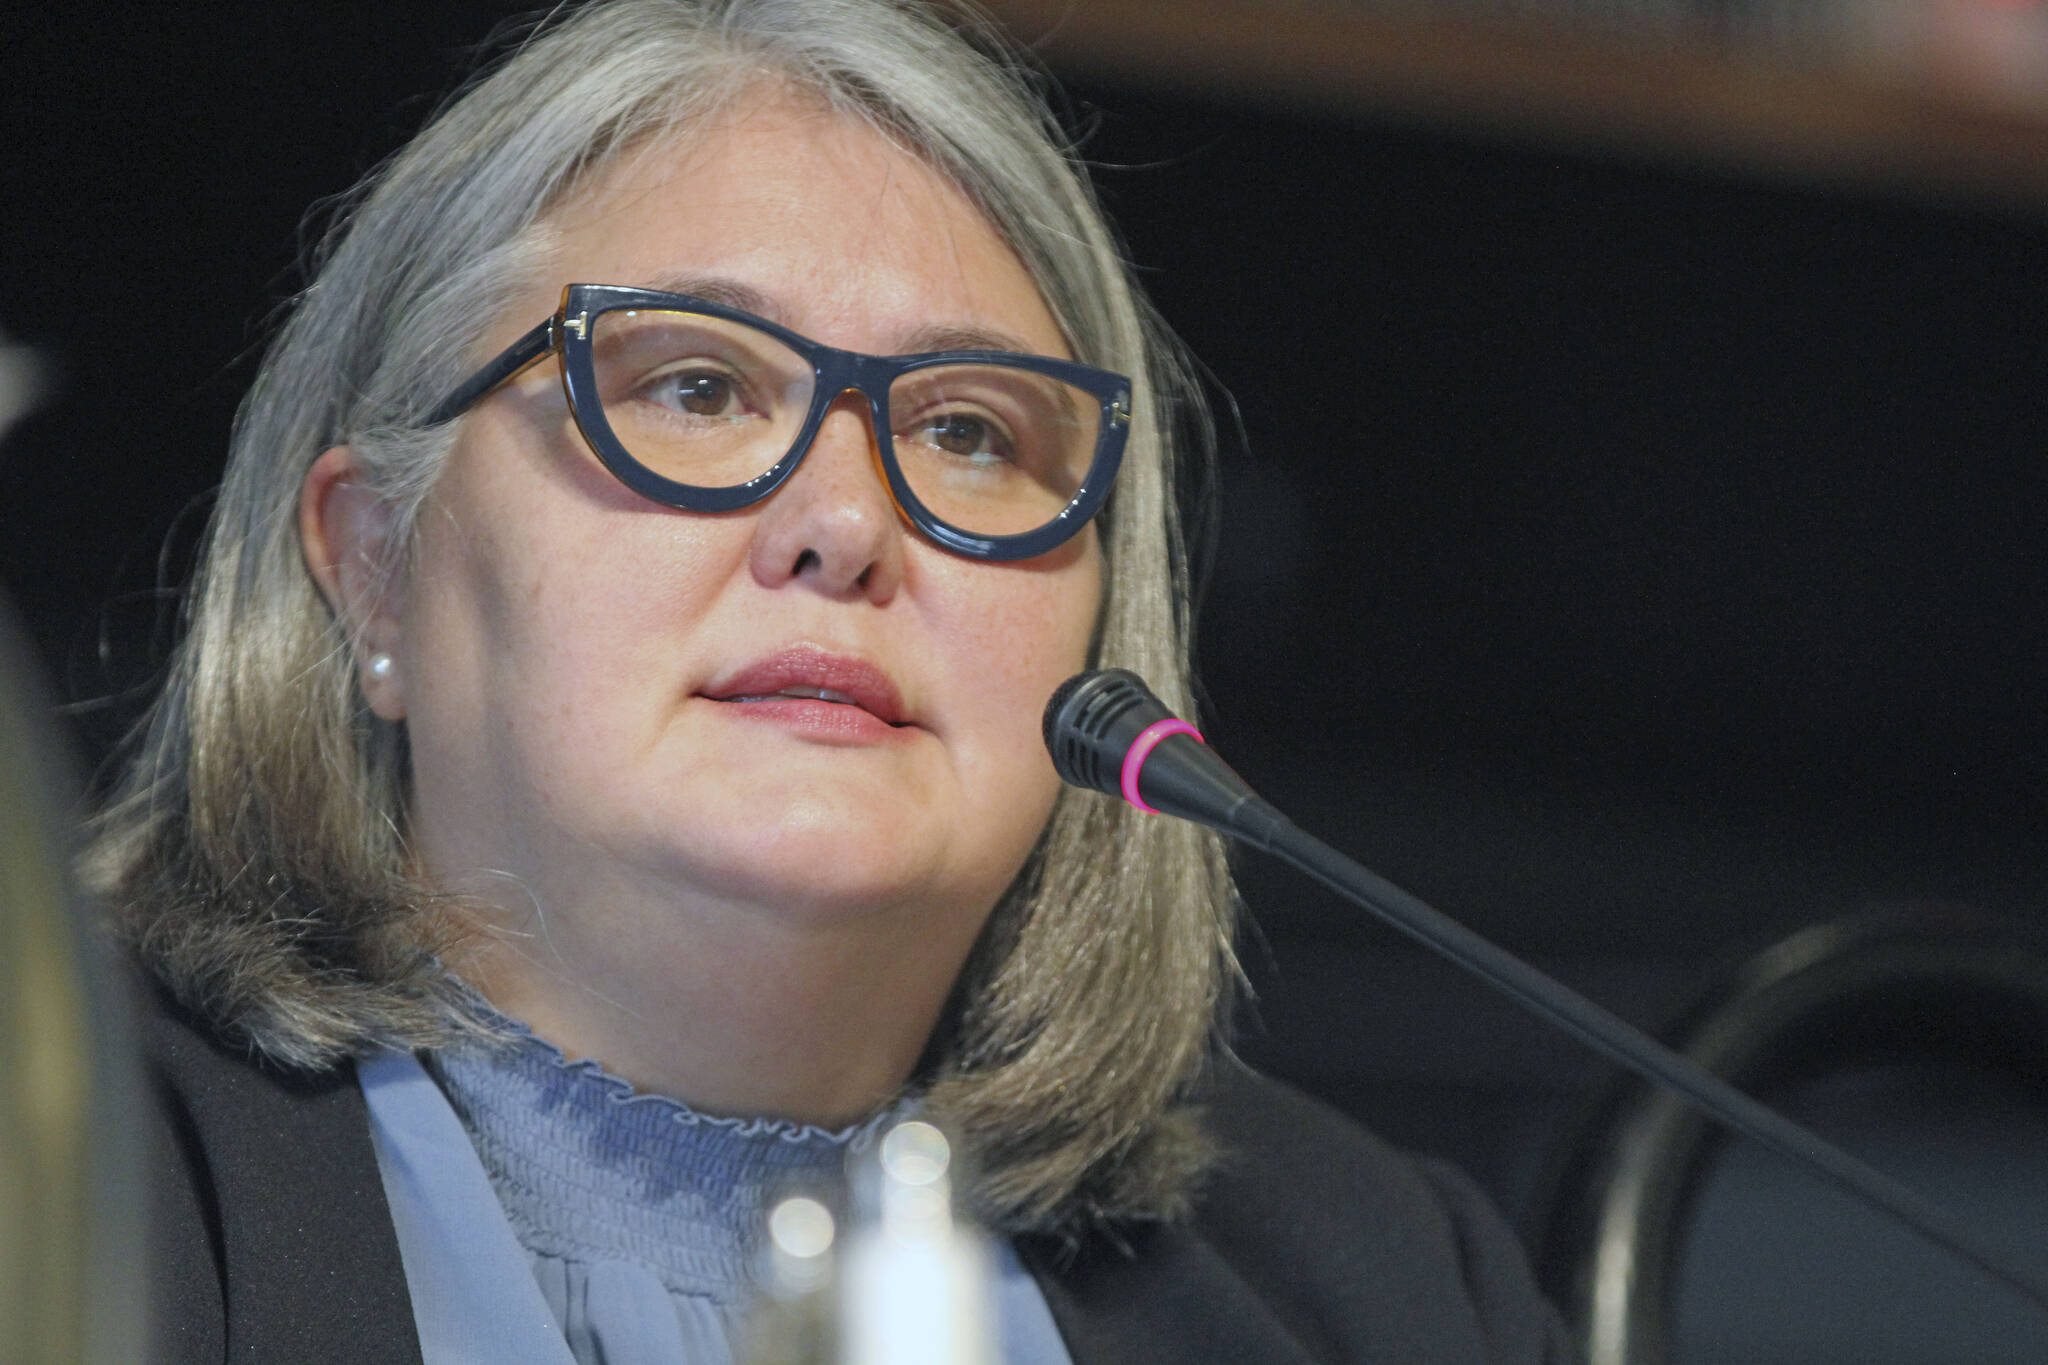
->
<box><xmin>747</xmin><ymin>391</ymin><xmax>905</xmax><ymax>602</ymax></box>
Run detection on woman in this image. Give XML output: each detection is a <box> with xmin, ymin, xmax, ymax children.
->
<box><xmin>92</xmin><ymin>1</ymin><xmax>1565</xmax><ymax>1361</ymax></box>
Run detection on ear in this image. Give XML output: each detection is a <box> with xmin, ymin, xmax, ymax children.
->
<box><xmin>300</xmin><ymin>445</ymin><xmax>408</xmax><ymax>721</ymax></box>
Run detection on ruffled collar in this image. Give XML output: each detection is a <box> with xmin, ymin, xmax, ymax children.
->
<box><xmin>427</xmin><ymin>1010</ymin><xmax>883</xmax><ymax>1304</ymax></box>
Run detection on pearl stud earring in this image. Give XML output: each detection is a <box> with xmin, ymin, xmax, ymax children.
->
<box><xmin>367</xmin><ymin>652</ymin><xmax>395</xmax><ymax>682</ymax></box>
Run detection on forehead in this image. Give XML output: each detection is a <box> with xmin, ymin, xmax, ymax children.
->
<box><xmin>531</xmin><ymin>87</ymin><xmax>1068</xmax><ymax>359</ymax></box>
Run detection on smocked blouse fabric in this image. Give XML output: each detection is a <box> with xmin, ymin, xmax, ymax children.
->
<box><xmin>367</xmin><ymin>1019</ymin><xmax>1071</xmax><ymax>1365</ymax></box>
<box><xmin>427</xmin><ymin>1026</ymin><xmax>863</xmax><ymax>1361</ymax></box>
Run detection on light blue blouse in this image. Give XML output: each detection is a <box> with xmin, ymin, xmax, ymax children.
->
<box><xmin>359</xmin><ymin>1028</ymin><xmax>1072</xmax><ymax>1365</ymax></box>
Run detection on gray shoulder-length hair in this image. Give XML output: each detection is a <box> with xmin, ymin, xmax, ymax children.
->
<box><xmin>86</xmin><ymin>0</ymin><xmax>1235</xmax><ymax>1236</ymax></box>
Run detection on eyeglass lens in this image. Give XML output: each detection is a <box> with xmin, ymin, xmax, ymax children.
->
<box><xmin>591</xmin><ymin>308</ymin><xmax>1100</xmax><ymax>536</ymax></box>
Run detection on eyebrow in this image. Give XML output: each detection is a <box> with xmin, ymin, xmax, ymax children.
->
<box><xmin>898</xmin><ymin>323</ymin><xmax>1041</xmax><ymax>357</ymax></box>
<box><xmin>625</xmin><ymin>272</ymin><xmax>1048</xmax><ymax>358</ymax></box>
<box><xmin>634</xmin><ymin>271</ymin><xmax>780</xmax><ymax>321</ymax></box>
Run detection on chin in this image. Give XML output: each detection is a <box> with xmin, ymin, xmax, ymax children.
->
<box><xmin>642</xmin><ymin>804</ymin><xmax>964</xmax><ymax>921</ymax></box>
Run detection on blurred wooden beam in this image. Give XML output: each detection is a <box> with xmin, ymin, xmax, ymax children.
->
<box><xmin>980</xmin><ymin>0</ymin><xmax>2048</xmax><ymax>211</ymax></box>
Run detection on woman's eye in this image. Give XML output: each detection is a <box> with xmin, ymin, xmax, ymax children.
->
<box><xmin>620</xmin><ymin>360</ymin><xmax>753</xmax><ymax>419</ymax></box>
<box><xmin>916</xmin><ymin>412</ymin><xmax>1010</xmax><ymax>461</ymax></box>
<box><xmin>663</xmin><ymin>370</ymin><xmax>739</xmax><ymax>416</ymax></box>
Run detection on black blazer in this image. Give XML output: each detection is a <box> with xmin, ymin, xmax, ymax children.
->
<box><xmin>145</xmin><ymin>995</ymin><xmax>1567</xmax><ymax>1364</ymax></box>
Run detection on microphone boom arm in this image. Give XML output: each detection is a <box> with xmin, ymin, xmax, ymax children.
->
<box><xmin>1044</xmin><ymin>668</ymin><xmax>2048</xmax><ymax>1318</ymax></box>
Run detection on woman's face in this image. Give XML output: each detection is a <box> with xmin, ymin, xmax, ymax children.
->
<box><xmin>383</xmin><ymin>91</ymin><xmax>1101</xmax><ymax>950</ymax></box>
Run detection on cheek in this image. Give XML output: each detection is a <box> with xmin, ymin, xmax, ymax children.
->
<box><xmin>400</xmin><ymin>469</ymin><xmax>738</xmax><ymax>762</ymax></box>
<box><xmin>420</xmin><ymin>401</ymin><xmax>743</xmax><ymax>636</ymax></box>
<box><xmin>927</xmin><ymin>549</ymin><xmax>1102</xmax><ymax>776</ymax></box>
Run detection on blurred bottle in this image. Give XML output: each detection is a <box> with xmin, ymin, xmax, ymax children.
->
<box><xmin>742</xmin><ymin>1190</ymin><xmax>841</xmax><ymax>1365</ymax></box>
<box><xmin>739</xmin><ymin>1117</ymin><xmax>999</xmax><ymax>1365</ymax></box>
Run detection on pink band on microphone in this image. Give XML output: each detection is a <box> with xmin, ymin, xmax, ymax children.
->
<box><xmin>1120</xmin><ymin>718</ymin><xmax>1205</xmax><ymax>814</ymax></box>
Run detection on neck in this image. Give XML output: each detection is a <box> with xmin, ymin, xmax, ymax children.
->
<box><xmin>444</xmin><ymin>872</ymin><xmax>982</xmax><ymax>1128</ymax></box>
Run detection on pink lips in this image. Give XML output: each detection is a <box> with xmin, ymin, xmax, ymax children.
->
<box><xmin>699</xmin><ymin>645</ymin><xmax>913</xmax><ymax>742</ymax></box>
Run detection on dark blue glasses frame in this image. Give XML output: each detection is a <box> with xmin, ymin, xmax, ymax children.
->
<box><xmin>426</xmin><ymin>283</ymin><xmax>1132</xmax><ymax>562</ymax></box>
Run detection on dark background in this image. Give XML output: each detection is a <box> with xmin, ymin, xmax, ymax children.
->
<box><xmin>4</xmin><ymin>0</ymin><xmax>2046</xmax><ymax>1346</ymax></box>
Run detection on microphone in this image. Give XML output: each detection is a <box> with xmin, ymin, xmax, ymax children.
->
<box><xmin>1043</xmin><ymin>668</ymin><xmax>2048</xmax><ymax>1318</ymax></box>
<box><xmin>1043</xmin><ymin>669</ymin><xmax>1282</xmax><ymax>847</ymax></box>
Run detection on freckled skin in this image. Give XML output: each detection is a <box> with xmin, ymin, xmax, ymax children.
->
<box><xmin>342</xmin><ymin>90</ymin><xmax>1103</xmax><ymax>1122</ymax></box>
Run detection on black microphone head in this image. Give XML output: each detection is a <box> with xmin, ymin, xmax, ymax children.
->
<box><xmin>1044</xmin><ymin>668</ymin><xmax>1276</xmax><ymax>840</ymax></box>
<box><xmin>1042</xmin><ymin>668</ymin><xmax>1174</xmax><ymax>798</ymax></box>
